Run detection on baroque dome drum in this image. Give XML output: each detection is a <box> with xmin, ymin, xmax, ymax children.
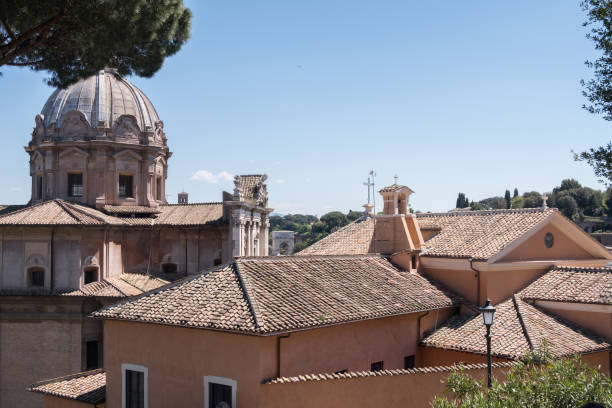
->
<box><xmin>32</xmin><ymin>68</ymin><xmax>165</xmax><ymax>146</ymax></box>
<box><xmin>27</xmin><ymin>69</ymin><xmax>170</xmax><ymax>208</ymax></box>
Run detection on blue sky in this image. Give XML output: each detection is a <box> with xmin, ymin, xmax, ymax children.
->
<box><xmin>0</xmin><ymin>1</ymin><xmax>610</xmax><ymax>215</ymax></box>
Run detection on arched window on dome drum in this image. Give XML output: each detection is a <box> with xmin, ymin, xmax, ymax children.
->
<box><xmin>156</xmin><ymin>177</ymin><xmax>162</xmax><ymax>201</ymax></box>
<box><xmin>27</xmin><ymin>267</ymin><xmax>45</xmax><ymax>287</ymax></box>
<box><xmin>83</xmin><ymin>266</ymin><xmax>99</xmax><ymax>284</ymax></box>
<box><xmin>119</xmin><ymin>175</ymin><xmax>134</xmax><ymax>198</ymax></box>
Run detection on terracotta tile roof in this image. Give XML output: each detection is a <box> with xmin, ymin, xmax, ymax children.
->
<box><xmin>63</xmin><ymin>274</ymin><xmax>168</xmax><ymax>298</ymax></box>
<box><xmin>520</xmin><ymin>266</ymin><xmax>612</xmax><ymax>305</ymax></box>
<box><xmin>0</xmin><ymin>200</ymin><xmax>127</xmax><ymax>226</ymax></box>
<box><xmin>153</xmin><ymin>202</ymin><xmax>224</xmax><ymax>226</ymax></box>
<box><xmin>102</xmin><ymin>205</ymin><xmax>161</xmax><ymax>214</ymax></box>
<box><xmin>28</xmin><ymin>369</ymin><xmax>105</xmax><ymax>404</ymax></box>
<box><xmin>264</xmin><ymin>361</ymin><xmax>519</xmax><ymax>384</ymax></box>
<box><xmin>420</xmin><ymin>296</ymin><xmax>610</xmax><ymax>359</ymax></box>
<box><xmin>379</xmin><ymin>184</ymin><xmax>414</xmax><ymax>193</ymax></box>
<box><xmin>93</xmin><ymin>255</ymin><xmax>458</xmax><ymax>334</ymax></box>
<box><xmin>0</xmin><ymin>199</ymin><xmax>224</xmax><ymax>227</ymax></box>
<box><xmin>416</xmin><ymin>208</ymin><xmax>555</xmax><ymax>260</ymax></box>
<box><xmin>297</xmin><ymin>217</ymin><xmax>375</xmax><ymax>255</ymax></box>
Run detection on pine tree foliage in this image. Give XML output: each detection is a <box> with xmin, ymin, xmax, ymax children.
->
<box><xmin>0</xmin><ymin>0</ymin><xmax>192</xmax><ymax>87</ymax></box>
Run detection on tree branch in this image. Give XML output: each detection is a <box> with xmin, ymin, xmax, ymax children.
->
<box><xmin>0</xmin><ymin>17</ymin><xmax>16</xmax><ymax>41</ymax></box>
<box><xmin>0</xmin><ymin>14</ymin><xmax>63</xmax><ymax>67</ymax></box>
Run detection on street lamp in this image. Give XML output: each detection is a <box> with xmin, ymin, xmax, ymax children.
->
<box><xmin>479</xmin><ymin>298</ymin><xmax>496</xmax><ymax>388</ymax></box>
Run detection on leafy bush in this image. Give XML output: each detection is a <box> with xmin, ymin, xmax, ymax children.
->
<box><xmin>431</xmin><ymin>350</ymin><xmax>611</xmax><ymax>408</ymax></box>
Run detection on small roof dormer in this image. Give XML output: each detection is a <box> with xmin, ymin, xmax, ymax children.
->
<box><xmin>379</xmin><ymin>184</ymin><xmax>414</xmax><ymax>215</ymax></box>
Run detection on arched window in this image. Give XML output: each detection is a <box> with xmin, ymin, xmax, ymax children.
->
<box><xmin>83</xmin><ymin>266</ymin><xmax>99</xmax><ymax>284</ymax></box>
<box><xmin>27</xmin><ymin>267</ymin><xmax>45</xmax><ymax>287</ymax></box>
<box><xmin>162</xmin><ymin>263</ymin><xmax>178</xmax><ymax>274</ymax></box>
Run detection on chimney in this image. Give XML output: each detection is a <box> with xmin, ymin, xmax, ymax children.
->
<box><xmin>178</xmin><ymin>192</ymin><xmax>188</xmax><ymax>204</ymax></box>
<box><xmin>374</xmin><ymin>183</ymin><xmax>424</xmax><ymax>254</ymax></box>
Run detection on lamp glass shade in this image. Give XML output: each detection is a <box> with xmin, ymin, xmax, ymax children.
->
<box><xmin>479</xmin><ymin>299</ymin><xmax>496</xmax><ymax>326</ymax></box>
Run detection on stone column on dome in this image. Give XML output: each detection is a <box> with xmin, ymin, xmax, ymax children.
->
<box><xmin>94</xmin><ymin>149</ymin><xmax>108</xmax><ymax>208</ymax></box>
<box><xmin>143</xmin><ymin>154</ymin><xmax>158</xmax><ymax>207</ymax></box>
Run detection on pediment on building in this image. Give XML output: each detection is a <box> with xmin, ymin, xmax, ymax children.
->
<box><xmin>113</xmin><ymin>149</ymin><xmax>142</xmax><ymax>161</ymax></box>
<box><xmin>60</xmin><ymin>111</ymin><xmax>91</xmax><ymax>140</ymax></box>
<box><xmin>113</xmin><ymin>115</ymin><xmax>141</xmax><ymax>141</ymax></box>
<box><xmin>59</xmin><ymin>147</ymin><xmax>89</xmax><ymax>159</ymax></box>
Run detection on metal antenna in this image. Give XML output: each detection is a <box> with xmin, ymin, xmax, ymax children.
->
<box><xmin>369</xmin><ymin>170</ymin><xmax>377</xmax><ymax>253</ymax></box>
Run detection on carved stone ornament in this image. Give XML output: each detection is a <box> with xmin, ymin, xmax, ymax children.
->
<box><xmin>26</xmin><ymin>254</ymin><xmax>46</xmax><ymax>267</ymax></box>
<box><xmin>154</xmin><ymin>120</ymin><xmax>164</xmax><ymax>143</ymax></box>
<box><xmin>34</xmin><ymin>114</ymin><xmax>46</xmax><ymax>141</ymax></box>
<box><xmin>254</xmin><ymin>174</ymin><xmax>268</xmax><ymax>207</ymax></box>
<box><xmin>60</xmin><ymin>111</ymin><xmax>89</xmax><ymax>140</ymax></box>
<box><xmin>233</xmin><ymin>175</ymin><xmax>244</xmax><ymax>201</ymax></box>
<box><xmin>83</xmin><ymin>255</ymin><xmax>99</xmax><ymax>267</ymax></box>
<box><xmin>114</xmin><ymin>115</ymin><xmax>140</xmax><ymax>140</ymax></box>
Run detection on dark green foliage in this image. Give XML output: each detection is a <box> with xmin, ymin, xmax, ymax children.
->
<box><xmin>347</xmin><ymin>210</ymin><xmax>363</xmax><ymax>222</ymax></box>
<box><xmin>577</xmin><ymin>2</ymin><xmax>612</xmax><ymax>185</ymax></box>
<box><xmin>469</xmin><ymin>201</ymin><xmax>485</xmax><ymax>210</ymax></box>
<box><xmin>479</xmin><ymin>196</ymin><xmax>508</xmax><ymax>210</ymax></box>
<box><xmin>513</xmin><ymin>188</ymin><xmax>519</xmax><ymax>198</ymax></box>
<box><xmin>432</xmin><ymin>349</ymin><xmax>612</xmax><ymax>408</ymax></box>
<box><xmin>504</xmin><ymin>190</ymin><xmax>511</xmax><ymax>209</ymax></box>
<box><xmin>0</xmin><ymin>0</ymin><xmax>192</xmax><ymax>87</ymax></box>
<box><xmin>522</xmin><ymin>191</ymin><xmax>543</xmax><ymax>208</ymax></box>
<box><xmin>574</xmin><ymin>143</ymin><xmax>612</xmax><ymax>185</ymax></box>
<box><xmin>556</xmin><ymin>195</ymin><xmax>579</xmax><ymax>219</ymax></box>
<box><xmin>269</xmin><ymin>210</ymin><xmax>360</xmax><ymax>254</ymax></box>
<box><xmin>456</xmin><ymin>193</ymin><xmax>469</xmax><ymax>209</ymax></box>
<box><xmin>320</xmin><ymin>211</ymin><xmax>349</xmax><ymax>232</ymax></box>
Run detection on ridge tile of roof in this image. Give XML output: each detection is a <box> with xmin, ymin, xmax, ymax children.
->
<box><xmin>28</xmin><ymin>369</ymin><xmax>105</xmax><ymax>404</ymax></box>
<box><xmin>520</xmin><ymin>265</ymin><xmax>612</xmax><ymax>305</ymax></box>
<box><xmin>93</xmin><ymin>255</ymin><xmax>459</xmax><ymax>335</ymax></box>
<box><xmin>420</xmin><ymin>296</ymin><xmax>610</xmax><ymax>359</ymax></box>
<box><xmin>62</xmin><ymin>274</ymin><xmax>168</xmax><ymax>298</ymax></box>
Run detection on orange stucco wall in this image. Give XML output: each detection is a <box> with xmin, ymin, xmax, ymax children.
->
<box><xmin>259</xmin><ymin>365</ymin><xmax>512</xmax><ymax>408</ymax></box>
<box><xmin>580</xmin><ymin>351</ymin><xmax>611</xmax><ymax>375</ymax></box>
<box><xmin>104</xmin><ymin>309</ymin><xmax>456</xmax><ymax>408</ymax></box>
<box><xmin>422</xmin><ymin>267</ymin><xmax>478</xmax><ymax>304</ymax></box>
<box><xmin>419</xmin><ymin>347</ymin><xmax>510</xmax><ymax>366</ymax></box>
<box><xmin>535</xmin><ymin>303</ymin><xmax>612</xmax><ymax>342</ymax></box>
<box><xmin>500</xmin><ymin>223</ymin><xmax>593</xmax><ymax>262</ymax></box>
<box><xmin>104</xmin><ymin>321</ymin><xmax>277</xmax><ymax>408</ymax></box>
<box><xmin>481</xmin><ymin>267</ymin><xmax>548</xmax><ymax>305</ymax></box>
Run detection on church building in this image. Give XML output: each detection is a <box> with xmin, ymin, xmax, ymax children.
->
<box><xmin>0</xmin><ymin>69</ymin><xmax>272</xmax><ymax>408</ymax></box>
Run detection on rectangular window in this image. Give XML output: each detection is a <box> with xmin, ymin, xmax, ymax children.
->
<box><xmin>156</xmin><ymin>177</ymin><xmax>162</xmax><ymax>201</ymax></box>
<box><xmin>28</xmin><ymin>268</ymin><xmax>44</xmax><ymax>287</ymax></box>
<box><xmin>204</xmin><ymin>376</ymin><xmax>236</xmax><ymax>408</ymax></box>
<box><xmin>119</xmin><ymin>175</ymin><xmax>134</xmax><ymax>198</ymax></box>
<box><xmin>370</xmin><ymin>361</ymin><xmax>384</xmax><ymax>371</ymax></box>
<box><xmin>84</xmin><ymin>267</ymin><xmax>98</xmax><ymax>284</ymax></box>
<box><xmin>122</xmin><ymin>364</ymin><xmax>147</xmax><ymax>408</ymax></box>
<box><xmin>37</xmin><ymin>175</ymin><xmax>43</xmax><ymax>199</ymax></box>
<box><xmin>404</xmin><ymin>355</ymin><xmax>415</xmax><ymax>369</ymax></box>
<box><xmin>68</xmin><ymin>173</ymin><xmax>84</xmax><ymax>197</ymax></box>
<box><xmin>411</xmin><ymin>255</ymin><xmax>417</xmax><ymax>270</ymax></box>
<box><xmin>86</xmin><ymin>341</ymin><xmax>99</xmax><ymax>370</ymax></box>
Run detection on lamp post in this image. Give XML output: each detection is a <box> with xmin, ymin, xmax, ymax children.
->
<box><xmin>479</xmin><ymin>298</ymin><xmax>496</xmax><ymax>388</ymax></box>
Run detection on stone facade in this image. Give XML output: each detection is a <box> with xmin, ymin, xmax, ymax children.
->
<box><xmin>0</xmin><ymin>71</ymin><xmax>272</xmax><ymax>408</ymax></box>
<box><xmin>271</xmin><ymin>231</ymin><xmax>295</xmax><ymax>255</ymax></box>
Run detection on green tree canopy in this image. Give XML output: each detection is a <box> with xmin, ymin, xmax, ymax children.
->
<box><xmin>432</xmin><ymin>351</ymin><xmax>612</xmax><ymax>408</ymax></box>
<box><xmin>320</xmin><ymin>211</ymin><xmax>349</xmax><ymax>232</ymax></box>
<box><xmin>456</xmin><ymin>193</ymin><xmax>469</xmax><ymax>209</ymax></box>
<box><xmin>0</xmin><ymin>0</ymin><xmax>192</xmax><ymax>87</ymax></box>
<box><xmin>504</xmin><ymin>190</ymin><xmax>511</xmax><ymax>209</ymax></box>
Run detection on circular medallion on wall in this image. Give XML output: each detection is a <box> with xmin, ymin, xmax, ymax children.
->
<box><xmin>544</xmin><ymin>232</ymin><xmax>554</xmax><ymax>248</ymax></box>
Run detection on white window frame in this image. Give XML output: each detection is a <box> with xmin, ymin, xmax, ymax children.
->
<box><xmin>203</xmin><ymin>375</ymin><xmax>237</xmax><ymax>408</ymax></box>
<box><xmin>122</xmin><ymin>363</ymin><xmax>148</xmax><ymax>408</ymax></box>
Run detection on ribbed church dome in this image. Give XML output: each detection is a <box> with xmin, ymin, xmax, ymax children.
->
<box><xmin>40</xmin><ymin>69</ymin><xmax>159</xmax><ymax>131</ymax></box>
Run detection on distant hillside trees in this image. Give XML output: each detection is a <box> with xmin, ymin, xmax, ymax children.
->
<box><xmin>456</xmin><ymin>193</ymin><xmax>469</xmax><ymax>209</ymax></box>
<box><xmin>456</xmin><ymin>178</ymin><xmax>611</xmax><ymax>221</ymax></box>
<box><xmin>270</xmin><ymin>210</ymin><xmax>363</xmax><ymax>253</ymax></box>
